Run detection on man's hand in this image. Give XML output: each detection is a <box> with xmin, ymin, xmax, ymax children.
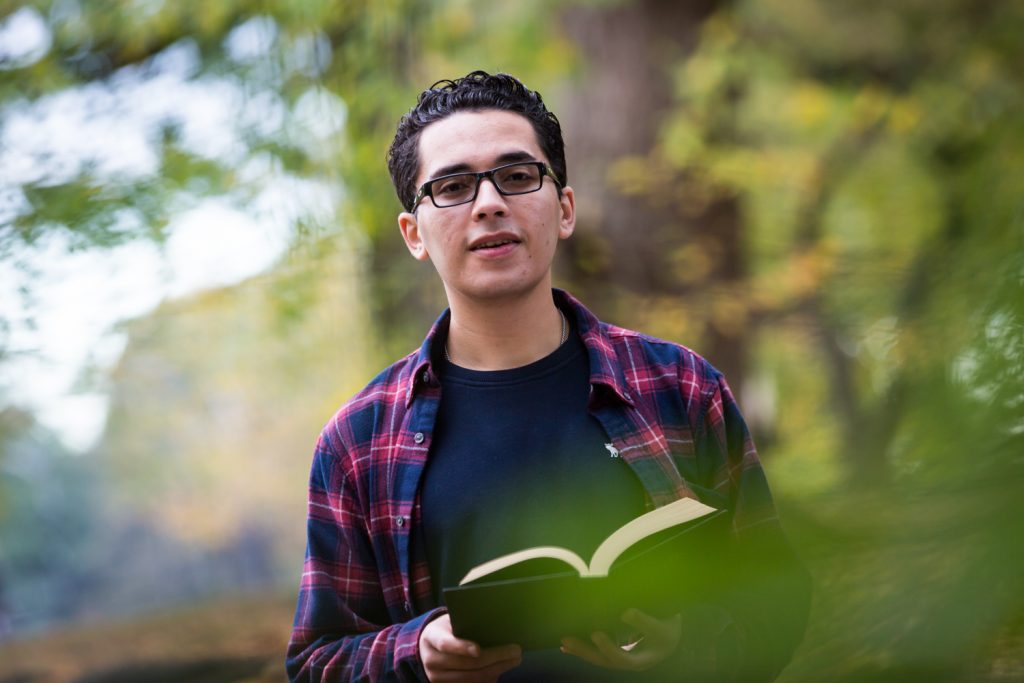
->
<box><xmin>560</xmin><ymin>609</ymin><xmax>682</xmax><ymax>671</ymax></box>
<box><xmin>419</xmin><ymin>613</ymin><xmax>523</xmax><ymax>682</ymax></box>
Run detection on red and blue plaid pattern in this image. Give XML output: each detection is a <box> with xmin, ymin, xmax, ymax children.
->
<box><xmin>286</xmin><ymin>290</ymin><xmax>783</xmax><ymax>682</ymax></box>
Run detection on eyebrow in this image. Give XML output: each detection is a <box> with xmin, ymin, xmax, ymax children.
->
<box><xmin>426</xmin><ymin>151</ymin><xmax>539</xmax><ymax>180</ymax></box>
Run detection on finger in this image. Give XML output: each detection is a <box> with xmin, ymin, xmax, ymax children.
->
<box><xmin>429</xmin><ymin>637</ymin><xmax>480</xmax><ymax>659</ymax></box>
<box><xmin>620</xmin><ymin>633</ymin><xmax>646</xmax><ymax>651</ymax></box>
<box><xmin>429</xmin><ymin>653</ymin><xmax>522</xmax><ymax>682</ymax></box>
<box><xmin>590</xmin><ymin>630</ymin><xmax>635</xmax><ymax>668</ymax></box>
<box><xmin>560</xmin><ymin>636</ymin><xmax>613</xmax><ymax>669</ymax></box>
<box><xmin>472</xmin><ymin>644</ymin><xmax>523</xmax><ymax>669</ymax></box>
<box><xmin>426</xmin><ymin>644</ymin><xmax>522</xmax><ymax>672</ymax></box>
<box><xmin>424</xmin><ymin>616</ymin><xmax>481</xmax><ymax>658</ymax></box>
<box><xmin>620</xmin><ymin>608</ymin><xmax>681</xmax><ymax>640</ymax></box>
<box><xmin>594</xmin><ymin>624</ymin><xmax>678</xmax><ymax>671</ymax></box>
<box><xmin>478</xmin><ymin>653</ymin><xmax>524</xmax><ymax>680</ymax></box>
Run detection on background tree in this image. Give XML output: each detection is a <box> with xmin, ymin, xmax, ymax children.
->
<box><xmin>0</xmin><ymin>1</ymin><xmax>1021</xmax><ymax>681</ymax></box>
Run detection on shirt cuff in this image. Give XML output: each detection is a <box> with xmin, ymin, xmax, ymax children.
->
<box><xmin>397</xmin><ymin>607</ymin><xmax>448</xmax><ymax>682</ymax></box>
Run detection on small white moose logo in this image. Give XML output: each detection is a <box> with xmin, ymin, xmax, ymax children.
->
<box><xmin>604</xmin><ymin>443</ymin><xmax>620</xmax><ymax>458</ymax></box>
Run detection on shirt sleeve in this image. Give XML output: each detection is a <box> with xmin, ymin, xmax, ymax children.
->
<box><xmin>286</xmin><ymin>434</ymin><xmax>442</xmax><ymax>682</ymax></box>
<box><xmin>695</xmin><ymin>371</ymin><xmax>812</xmax><ymax>682</ymax></box>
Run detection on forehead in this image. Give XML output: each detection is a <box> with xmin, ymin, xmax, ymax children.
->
<box><xmin>417</xmin><ymin>110</ymin><xmax>545</xmax><ymax>181</ymax></box>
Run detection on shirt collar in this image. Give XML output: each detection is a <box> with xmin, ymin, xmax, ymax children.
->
<box><xmin>405</xmin><ymin>289</ymin><xmax>635</xmax><ymax>408</ymax></box>
<box><xmin>405</xmin><ymin>308</ymin><xmax>449</xmax><ymax>408</ymax></box>
<box><xmin>558</xmin><ymin>289</ymin><xmax>636</xmax><ymax>407</ymax></box>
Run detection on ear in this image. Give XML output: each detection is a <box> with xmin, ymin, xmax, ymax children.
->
<box><xmin>398</xmin><ymin>211</ymin><xmax>430</xmax><ymax>261</ymax></box>
<box><xmin>557</xmin><ymin>186</ymin><xmax>576</xmax><ymax>240</ymax></box>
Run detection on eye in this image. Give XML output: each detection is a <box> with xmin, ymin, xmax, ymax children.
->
<box><xmin>496</xmin><ymin>164</ymin><xmax>541</xmax><ymax>191</ymax></box>
<box><xmin>434</xmin><ymin>176</ymin><xmax>473</xmax><ymax>196</ymax></box>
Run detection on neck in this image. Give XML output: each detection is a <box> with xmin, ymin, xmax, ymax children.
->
<box><xmin>444</xmin><ymin>287</ymin><xmax>565</xmax><ymax>370</ymax></box>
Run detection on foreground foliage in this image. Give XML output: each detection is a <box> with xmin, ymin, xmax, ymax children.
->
<box><xmin>1</xmin><ymin>1</ymin><xmax>1022</xmax><ymax>681</ymax></box>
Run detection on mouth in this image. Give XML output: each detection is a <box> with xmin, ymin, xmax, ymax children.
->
<box><xmin>469</xmin><ymin>236</ymin><xmax>521</xmax><ymax>251</ymax></box>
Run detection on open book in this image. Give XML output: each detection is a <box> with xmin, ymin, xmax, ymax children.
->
<box><xmin>443</xmin><ymin>496</ymin><xmax>728</xmax><ymax>650</ymax></box>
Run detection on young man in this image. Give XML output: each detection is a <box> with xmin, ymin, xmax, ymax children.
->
<box><xmin>287</xmin><ymin>71</ymin><xmax>810</xmax><ymax>682</ymax></box>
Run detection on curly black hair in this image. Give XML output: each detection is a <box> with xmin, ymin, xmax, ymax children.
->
<box><xmin>387</xmin><ymin>70</ymin><xmax>567</xmax><ymax>212</ymax></box>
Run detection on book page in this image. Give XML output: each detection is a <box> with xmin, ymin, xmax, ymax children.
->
<box><xmin>587</xmin><ymin>497</ymin><xmax>718</xmax><ymax>577</ymax></box>
<box><xmin>459</xmin><ymin>546</ymin><xmax>589</xmax><ymax>585</ymax></box>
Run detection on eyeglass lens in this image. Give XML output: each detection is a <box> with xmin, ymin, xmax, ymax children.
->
<box><xmin>430</xmin><ymin>163</ymin><xmax>544</xmax><ymax>207</ymax></box>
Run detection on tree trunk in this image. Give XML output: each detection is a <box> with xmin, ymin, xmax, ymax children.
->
<box><xmin>558</xmin><ymin>0</ymin><xmax>747</xmax><ymax>385</ymax></box>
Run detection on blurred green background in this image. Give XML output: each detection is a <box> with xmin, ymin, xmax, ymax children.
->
<box><xmin>1</xmin><ymin>1</ymin><xmax>1022</xmax><ymax>681</ymax></box>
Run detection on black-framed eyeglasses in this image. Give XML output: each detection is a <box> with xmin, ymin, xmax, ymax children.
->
<box><xmin>412</xmin><ymin>161</ymin><xmax>560</xmax><ymax>211</ymax></box>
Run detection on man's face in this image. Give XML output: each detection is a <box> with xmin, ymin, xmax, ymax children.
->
<box><xmin>398</xmin><ymin>109</ymin><xmax>575</xmax><ymax>306</ymax></box>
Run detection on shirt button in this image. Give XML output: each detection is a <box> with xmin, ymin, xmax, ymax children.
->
<box><xmin>421</xmin><ymin>370</ymin><xmax>430</xmax><ymax>384</ymax></box>
<box><xmin>396</xmin><ymin>516</ymin><xmax>405</xmax><ymax>527</ymax></box>
<box><xmin>413</xmin><ymin>432</ymin><xmax>425</xmax><ymax>444</ymax></box>
<box><xmin>404</xmin><ymin>600</ymin><xmax>412</xmax><ymax>614</ymax></box>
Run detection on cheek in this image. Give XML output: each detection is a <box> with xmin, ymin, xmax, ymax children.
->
<box><xmin>542</xmin><ymin>216</ymin><xmax>560</xmax><ymax>249</ymax></box>
<box><xmin>426</xmin><ymin>227</ymin><xmax>465</xmax><ymax>276</ymax></box>
<box><xmin>420</xmin><ymin>218</ymin><xmax>453</xmax><ymax>255</ymax></box>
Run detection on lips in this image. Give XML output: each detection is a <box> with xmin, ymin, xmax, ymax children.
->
<box><xmin>471</xmin><ymin>238</ymin><xmax>517</xmax><ymax>250</ymax></box>
<box><xmin>469</xmin><ymin>233</ymin><xmax>521</xmax><ymax>251</ymax></box>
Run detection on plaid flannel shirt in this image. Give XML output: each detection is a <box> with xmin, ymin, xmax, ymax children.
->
<box><xmin>286</xmin><ymin>290</ymin><xmax>808</xmax><ymax>682</ymax></box>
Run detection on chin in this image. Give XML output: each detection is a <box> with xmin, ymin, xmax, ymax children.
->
<box><xmin>450</xmin><ymin>275</ymin><xmax>549</xmax><ymax>303</ymax></box>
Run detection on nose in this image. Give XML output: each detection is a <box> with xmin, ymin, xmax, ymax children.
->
<box><xmin>472</xmin><ymin>177</ymin><xmax>508</xmax><ymax>219</ymax></box>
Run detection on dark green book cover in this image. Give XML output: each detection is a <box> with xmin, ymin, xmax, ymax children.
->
<box><xmin>443</xmin><ymin>502</ymin><xmax>729</xmax><ymax>650</ymax></box>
